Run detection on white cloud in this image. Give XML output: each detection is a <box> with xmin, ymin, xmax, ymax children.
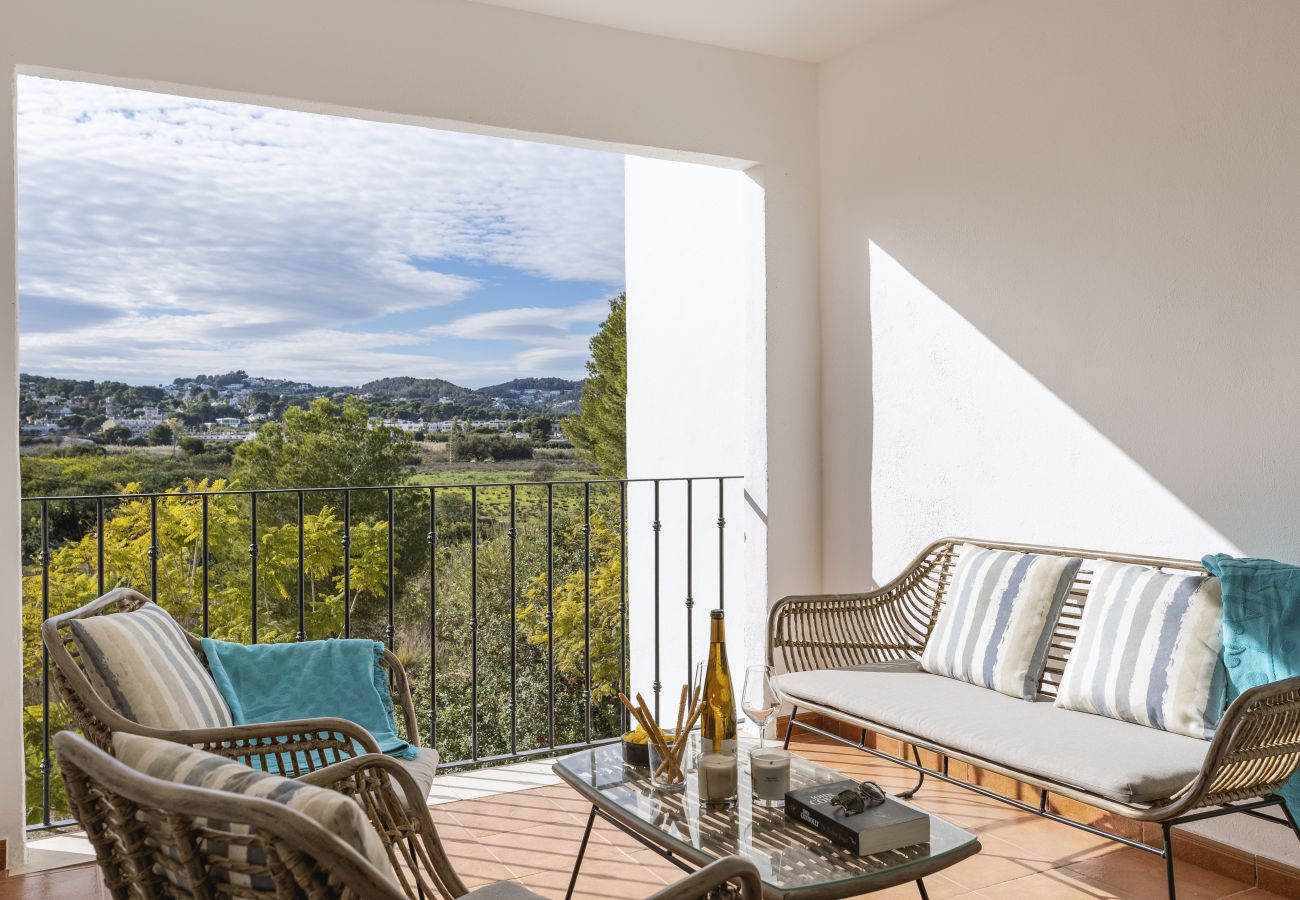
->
<box><xmin>425</xmin><ymin>298</ymin><xmax>610</xmax><ymax>344</ymax></box>
<box><xmin>16</xmin><ymin>75</ymin><xmax>624</xmax><ymax>382</ymax></box>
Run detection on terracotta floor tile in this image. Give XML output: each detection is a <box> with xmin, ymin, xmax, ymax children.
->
<box><xmin>975</xmin><ymin>866</ymin><xmax>1139</xmax><ymax>899</ymax></box>
<box><xmin>511</xmin><ymin>862</ymin><xmax>665</xmax><ymax>899</ymax></box>
<box><xmin>1065</xmin><ymin>849</ymin><xmax>1255</xmax><ymax>900</ymax></box>
<box><xmin>0</xmin><ymin>865</ymin><xmax>108</xmax><ymax>900</ymax></box>
<box><xmin>939</xmin><ymin>832</ymin><xmax>1064</xmax><ymax>891</ymax></box>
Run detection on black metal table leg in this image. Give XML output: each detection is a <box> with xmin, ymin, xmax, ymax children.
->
<box><xmin>916</xmin><ymin>878</ymin><xmax>930</xmax><ymax>899</ymax></box>
<box><xmin>1162</xmin><ymin>821</ymin><xmax>1176</xmax><ymax>900</ymax></box>
<box><xmin>565</xmin><ymin>805</ymin><xmax>598</xmax><ymax>900</ymax></box>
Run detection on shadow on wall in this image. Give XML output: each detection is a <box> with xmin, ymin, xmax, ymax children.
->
<box><xmin>868</xmin><ymin>240</ymin><xmax>1243</xmax><ymax>581</ymax></box>
<box><xmin>815</xmin><ymin>0</ymin><xmax>1300</xmax><ymax>587</ymax></box>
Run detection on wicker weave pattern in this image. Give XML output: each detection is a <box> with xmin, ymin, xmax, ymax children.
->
<box><xmin>58</xmin><ymin>730</ymin><xmax>409</xmax><ymax>900</ymax></box>
<box><xmin>768</xmin><ymin>538</ymin><xmax>1300</xmax><ymax>821</ymax></box>
<box><xmin>43</xmin><ymin>588</ymin><xmax>418</xmax><ymax>770</ymax></box>
<box><xmin>58</xmin><ymin>730</ymin><xmax>763</xmax><ymax>900</ymax></box>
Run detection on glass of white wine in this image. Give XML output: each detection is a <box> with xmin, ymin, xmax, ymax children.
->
<box><xmin>741</xmin><ymin>664</ymin><xmax>780</xmax><ymax>748</ymax></box>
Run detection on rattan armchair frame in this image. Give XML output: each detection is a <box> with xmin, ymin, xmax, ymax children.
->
<box><xmin>42</xmin><ymin>588</ymin><xmax>420</xmax><ymax>771</ymax></box>
<box><xmin>768</xmin><ymin>538</ymin><xmax>1300</xmax><ymax>900</ymax></box>
<box><xmin>42</xmin><ymin>588</ymin><xmax>453</xmax><ymax>899</ymax></box>
<box><xmin>57</xmin><ymin>731</ymin><xmax>763</xmax><ymax>900</ymax></box>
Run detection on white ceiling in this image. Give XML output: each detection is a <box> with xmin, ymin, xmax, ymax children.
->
<box><xmin>463</xmin><ymin>0</ymin><xmax>959</xmax><ymax>63</ymax></box>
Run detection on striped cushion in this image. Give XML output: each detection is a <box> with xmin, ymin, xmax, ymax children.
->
<box><xmin>1054</xmin><ymin>561</ymin><xmax>1225</xmax><ymax>740</ymax></box>
<box><xmin>112</xmin><ymin>733</ymin><xmax>396</xmax><ymax>888</ymax></box>
<box><xmin>70</xmin><ymin>603</ymin><xmax>232</xmax><ymax>730</ymax></box>
<box><xmin>921</xmin><ymin>545</ymin><xmax>1083</xmax><ymax>700</ymax></box>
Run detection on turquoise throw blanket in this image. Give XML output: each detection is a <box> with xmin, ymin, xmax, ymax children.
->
<box><xmin>201</xmin><ymin>637</ymin><xmax>419</xmax><ymax>767</ymax></box>
<box><xmin>1203</xmin><ymin>554</ymin><xmax>1300</xmax><ymax>814</ymax></box>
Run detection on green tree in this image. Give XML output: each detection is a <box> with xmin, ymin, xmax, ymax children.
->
<box><xmin>147</xmin><ymin>423</ymin><xmax>173</xmax><ymax>446</ymax></box>
<box><xmin>564</xmin><ymin>293</ymin><xmax>626</xmax><ymax>476</ymax></box>
<box><xmin>101</xmin><ymin>425</ymin><xmax>131</xmax><ymax>444</ymax></box>
<box><xmin>232</xmin><ymin>396</ymin><xmax>414</xmax><ymax>489</ymax></box>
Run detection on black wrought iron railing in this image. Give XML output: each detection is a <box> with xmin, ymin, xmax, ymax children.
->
<box><xmin>20</xmin><ymin>475</ymin><xmax>742</xmax><ymax>830</ymax></box>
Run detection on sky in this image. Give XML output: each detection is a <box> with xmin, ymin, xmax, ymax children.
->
<box><xmin>15</xmin><ymin>76</ymin><xmax>625</xmax><ymax>388</ymax></box>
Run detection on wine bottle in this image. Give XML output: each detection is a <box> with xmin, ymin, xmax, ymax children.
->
<box><xmin>701</xmin><ymin>609</ymin><xmax>737</xmax><ymax>756</ymax></box>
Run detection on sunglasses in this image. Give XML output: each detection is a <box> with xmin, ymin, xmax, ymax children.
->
<box><xmin>830</xmin><ymin>780</ymin><xmax>888</xmax><ymax>815</ymax></box>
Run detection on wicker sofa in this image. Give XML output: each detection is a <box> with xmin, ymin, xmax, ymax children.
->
<box><xmin>768</xmin><ymin>538</ymin><xmax>1300</xmax><ymax>900</ymax></box>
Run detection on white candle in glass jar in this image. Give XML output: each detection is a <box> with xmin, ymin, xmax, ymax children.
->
<box><xmin>749</xmin><ymin>748</ymin><xmax>791</xmax><ymax>801</ymax></box>
<box><xmin>698</xmin><ymin>752</ymin><xmax>738</xmax><ymax>802</ymax></box>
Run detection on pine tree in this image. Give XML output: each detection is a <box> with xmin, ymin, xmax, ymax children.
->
<box><xmin>564</xmin><ymin>293</ymin><xmax>626</xmax><ymax>476</ymax></box>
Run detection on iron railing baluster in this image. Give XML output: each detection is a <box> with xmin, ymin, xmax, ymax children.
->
<box><xmin>470</xmin><ymin>484</ymin><xmax>478</xmax><ymax>760</ymax></box>
<box><xmin>40</xmin><ymin>501</ymin><xmax>51</xmax><ymax>826</ymax></box>
<box><xmin>508</xmin><ymin>483</ymin><xmax>517</xmax><ymax>757</ymax></box>
<box><xmin>96</xmin><ymin>498</ymin><xmax>105</xmax><ymax>597</ymax></box>
<box><xmin>619</xmin><ymin>481</ymin><xmax>627</xmax><ymax>730</ymax></box>
<box><xmin>342</xmin><ymin>490</ymin><xmax>351</xmax><ymax>639</ymax></box>
<box><xmin>428</xmin><ymin>486</ymin><xmax>437</xmax><ymax>747</ymax></box>
<box><xmin>201</xmin><ymin>494</ymin><xmax>210</xmax><ymax>637</ymax></box>
<box><xmin>296</xmin><ymin>491</ymin><xmax>306</xmax><ymax>641</ymax></box>
<box><xmin>386</xmin><ymin>488</ymin><xmax>396</xmax><ymax>649</ymax></box>
<box><xmin>250</xmin><ymin>494</ymin><xmax>259</xmax><ymax>644</ymax></box>
<box><xmin>583</xmin><ymin>481</ymin><xmax>592</xmax><ymax>744</ymax></box>
<box><xmin>686</xmin><ymin>478</ymin><xmax>694</xmax><ymax>693</ymax></box>
<box><xmin>653</xmin><ymin>479</ymin><xmax>661</xmax><ymax>721</ymax></box>
<box><xmin>718</xmin><ymin>478</ymin><xmax>726</xmax><ymax>611</ymax></box>
<box><xmin>547</xmin><ymin>481</ymin><xmax>555</xmax><ymax>749</ymax></box>
<box><xmin>149</xmin><ymin>495</ymin><xmax>158</xmax><ymax>601</ymax></box>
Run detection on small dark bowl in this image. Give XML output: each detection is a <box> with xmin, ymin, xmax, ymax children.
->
<box><xmin>622</xmin><ymin>738</ymin><xmax>650</xmax><ymax>768</ymax></box>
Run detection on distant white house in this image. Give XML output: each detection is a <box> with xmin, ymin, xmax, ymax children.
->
<box><xmin>102</xmin><ymin>416</ymin><xmax>165</xmax><ymax>437</ymax></box>
<box><xmin>20</xmin><ymin>421</ymin><xmax>60</xmax><ymax>437</ymax></box>
<box><xmin>214</xmin><ymin>417</ymin><xmax>242</xmax><ymax>428</ymax></box>
<box><xmin>203</xmin><ymin>431</ymin><xmax>254</xmax><ymax>443</ymax></box>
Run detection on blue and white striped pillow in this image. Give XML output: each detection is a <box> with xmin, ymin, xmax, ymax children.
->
<box><xmin>70</xmin><ymin>603</ymin><xmax>233</xmax><ymax>730</ymax></box>
<box><xmin>113</xmin><ymin>733</ymin><xmax>396</xmax><ymax>889</ymax></box>
<box><xmin>921</xmin><ymin>545</ymin><xmax>1082</xmax><ymax>700</ymax></box>
<box><xmin>1054</xmin><ymin>561</ymin><xmax>1225</xmax><ymax>740</ymax></box>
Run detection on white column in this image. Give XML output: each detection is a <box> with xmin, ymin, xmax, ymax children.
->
<box><xmin>624</xmin><ymin>156</ymin><xmax>756</xmax><ymax>723</ymax></box>
<box><xmin>0</xmin><ymin>67</ymin><xmax>28</xmax><ymax>865</ymax></box>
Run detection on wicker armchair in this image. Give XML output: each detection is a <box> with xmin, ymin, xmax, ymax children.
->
<box><xmin>57</xmin><ymin>731</ymin><xmax>764</xmax><ymax>900</ymax></box>
<box><xmin>43</xmin><ymin>588</ymin><xmax>454</xmax><ymax>900</ymax></box>
<box><xmin>43</xmin><ymin>588</ymin><xmax>426</xmax><ymax>778</ymax></box>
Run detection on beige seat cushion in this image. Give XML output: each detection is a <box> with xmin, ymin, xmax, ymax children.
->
<box><xmin>392</xmin><ymin>747</ymin><xmax>439</xmax><ymax>808</ymax></box>
<box><xmin>774</xmin><ymin>660</ymin><xmax>1210</xmax><ymax>804</ymax></box>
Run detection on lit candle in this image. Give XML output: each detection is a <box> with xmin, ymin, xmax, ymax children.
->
<box><xmin>749</xmin><ymin>748</ymin><xmax>791</xmax><ymax>803</ymax></box>
<box><xmin>698</xmin><ymin>752</ymin><xmax>737</xmax><ymax>804</ymax></box>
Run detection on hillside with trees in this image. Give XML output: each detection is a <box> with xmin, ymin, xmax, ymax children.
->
<box><xmin>20</xmin><ymin>297</ymin><xmax>629</xmax><ymax>825</ymax></box>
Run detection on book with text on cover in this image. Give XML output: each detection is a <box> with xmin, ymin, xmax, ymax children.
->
<box><xmin>784</xmin><ymin>780</ymin><xmax>930</xmax><ymax>856</ymax></box>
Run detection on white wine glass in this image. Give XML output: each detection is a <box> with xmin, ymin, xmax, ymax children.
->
<box><xmin>741</xmin><ymin>664</ymin><xmax>780</xmax><ymax>748</ymax></box>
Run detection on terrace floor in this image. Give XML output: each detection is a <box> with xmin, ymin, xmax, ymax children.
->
<box><xmin>2</xmin><ymin>733</ymin><xmax>1292</xmax><ymax>899</ymax></box>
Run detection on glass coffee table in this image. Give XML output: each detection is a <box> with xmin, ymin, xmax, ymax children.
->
<box><xmin>553</xmin><ymin>737</ymin><xmax>979</xmax><ymax>899</ymax></box>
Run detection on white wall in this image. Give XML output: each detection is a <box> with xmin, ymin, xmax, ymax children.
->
<box><xmin>817</xmin><ymin>0</ymin><xmax>1300</xmax><ymax>864</ymax></box>
<box><xmin>0</xmin><ymin>0</ymin><xmax>822</xmax><ymax>861</ymax></box>
<box><xmin>819</xmin><ymin>0</ymin><xmax>1300</xmax><ymax>591</ymax></box>
<box><xmin>624</xmin><ymin>156</ymin><xmax>754</xmax><ymax>720</ymax></box>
